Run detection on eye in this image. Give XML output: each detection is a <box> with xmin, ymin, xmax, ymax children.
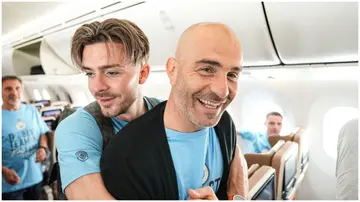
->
<box><xmin>202</xmin><ymin>68</ymin><xmax>213</xmax><ymax>73</ymax></box>
<box><xmin>228</xmin><ymin>73</ymin><xmax>238</xmax><ymax>79</ymax></box>
<box><xmin>227</xmin><ymin>72</ymin><xmax>239</xmax><ymax>82</ymax></box>
<box><xmin>200</xmin><ymin>67</ymin><xmax>215</xmax><ymax>75</ymax></box>
<box><xmin>106</xmin><ymin>71</ymin><xmax>119</xmax><ymax>77</ymax></box>
<box><xmin>84</xmin><ymin>72</ymin><xmax>94</xmax><ymax>77</ymax></box>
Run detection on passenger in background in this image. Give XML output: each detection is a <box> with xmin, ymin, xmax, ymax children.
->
<box><xmin>100</xmin><ymin>22</ymin><xmax>248</xmax><ymax>200</ymax></box>
<box><xmin>2</xmin><ymin>76</ymin><xmax>50</xmax><ymax>200</ymax></box>
<box><xmin>239</xmin><ymin>112</ymin><xmax>283</xmax><ymax>154</ymax></box>
<box><xmin>336</xmin><ymin>118</ymin><xmax>358</xmax><ymax>200</ymax></box>
<box><xmin>55</xmin><ymin>18</ymin><xmax>160</xmax><ymax>200</ymax></box>
<box><xmin>264</xmin><ymin>112</ymin><xmax>283</xmax><ymax>137</ymax></box>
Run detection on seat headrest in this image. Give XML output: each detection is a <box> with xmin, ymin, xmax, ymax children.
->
<box><xmin>267</xmin><ymin>140</ymin><xmax>285</xmax><ymax>154</ymax></box>
<box><xmin>268</xmin><ymin>134</ymin><xmax>294</xmax><ymax>147</ymax></box>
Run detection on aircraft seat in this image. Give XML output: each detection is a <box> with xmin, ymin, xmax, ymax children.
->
<box><xmin>268</xmin><ymin>134</ymin><xmax>294</xmax><ymax>148</ymax></box>
<box><xmin>271</xmin><ymin>141</ymin><xmax>298</xmax><ymax>200</ymax></box>
<box><xmin>51</xmin><ymin>101</ymin><xmax>70</xmax><ymax>107</ymax></box>
<box><xmin>248</xmin><ymin>164</ymin><xmax>260</xmax><ymax>178</ymax></box>
<box><xmin>40</xmin><ymin>106</ymin><xmax>64</xmax><ymax>119</ymax></box>
<box><xmin>244</xmin><ymin>139</ymin><xmax>285</xmax><ymax>168</ymax></box>
<box><xmin>268</xmin><ymin>128</ymin><xmax>309</xmax><ymax>188</ymax></box>
<box><xmin>32</xmin><ymin>103</ymin><xmax>44</xmax><ymax>111</ymax></box>
<box><xmin>292</xmin><ymin>128</ymin><xmax>309</xmax><ymax>187</ymax></box>
<box><xmin>248</xmin><ymin>165</ymin><xmax>276</xmax><ymax>200</ymax></box>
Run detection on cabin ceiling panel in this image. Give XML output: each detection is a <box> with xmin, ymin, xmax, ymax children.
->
<box><xmin>158</xmin><ymin>1</ymin><xmax>280</xmax><ymax>67</ymax></box>
<box><xmin>2</xmin><ymin>2</ymin><xmax>67</xmax><ymax>35</ymax></box>
<box><xmin>105</xmin><ymin>2</ymin><xmax>178</xmax><ymax>71</ymax></box>
<box><xmin>264</xmin><ymin>2</ymin><xmax>358</xmax><ymax>64</ymax></box>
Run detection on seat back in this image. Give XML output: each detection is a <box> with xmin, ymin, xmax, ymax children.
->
<box><xmin>248</xmin><ymin>165</ymin><xmax>276</xmax><ymax>200</ymax></box>
<box><xmin>268</xmin><ymin>128</ymin><xmax>309</xmax><ymax>186</ymax></box>
<box><xmin>40</xmin><ymin>106</ymin><xmax>64</xmax><ymax>119</ymax></box>
<box><xmin>271</xmin><ymin>141</ymin><xmax>298</xmax><ymax>200</ymax></box>
<box><xmin>32</xmin><ymin>103</ymin><xmax>44</xmax><ymax>111</ymax></box>
<box><xmin>244</xmin><ymin>139</ymin><xmax>285</xmax><ymax>168</ymax></box>
<box><xmin>292</xmin><ymin>128</ymin><xmax>309</xmax><ymax>184</ymax></box>
<box><xmin>51</xmin><ymin>101</ymin><xmax>70</xmax><ymax>107</ymax></box>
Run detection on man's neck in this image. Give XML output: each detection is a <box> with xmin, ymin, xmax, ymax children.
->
<box><xmin>164</xmin><ymin>94</ymin><xmax>202</xmax><ymax>133</ymax></box>
<box><xmin>2</xmin><ymin>103</ymin><xmax>20</xmax><ymax>111</ymax></box>
<box><xmin>116</xmin><ymin>97</ymin><xmax>147</xmax><ymax>122</ymax></box>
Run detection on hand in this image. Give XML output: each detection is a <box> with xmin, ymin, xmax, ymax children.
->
<box><xmin>36</xmin><ymin>147</ymin><xmax>46</xmax><ymax>162</ymax></box>
<box><xmin>3</xmin><ymin>168</ymin><xmax>21</xmax><ymax>185</ymax></box>
<box><xmin>187</xmin><ymin>186</ymin><xmax>218</xmax><ymax>200</ymax></box>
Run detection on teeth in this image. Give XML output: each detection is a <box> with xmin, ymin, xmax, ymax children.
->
<box><xmin>204</xmin><ymin>104</ymin><xmax>216</xmax><ymax>109</ymax></box>
<box><xmin>199</xmin><ymin>99</ymin><xmax>222</xmax><ymax>109</ymax></box>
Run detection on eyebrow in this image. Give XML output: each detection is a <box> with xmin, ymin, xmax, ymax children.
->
<box><xmin>196</xmin><ymin>59</ymin><xmax>221</xmax><ymax>67</ymax></box>
<box><xmin>195</xmin><ymin>59</ymin><xmax>242</xmax><ymax>72</ymax></box>
<box><xmin>81</xmin><ymin>64</ymin><xmax>123</xmax><ymax>71</ymax></box>
<box><xmin>4</xmin><ymin>86</ymin><xmax>18</xmax><ymax>90</ymax></box>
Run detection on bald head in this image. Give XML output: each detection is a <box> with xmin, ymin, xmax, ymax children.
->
<box><xmin>164</xmin><ymin>22</ymin><xmax>243</xmax><ymax>132</ymax></box>
<box><xmin>175</xmin><ymin>22</ymin><xmax>242</xmax><ymax>63</ymax></box>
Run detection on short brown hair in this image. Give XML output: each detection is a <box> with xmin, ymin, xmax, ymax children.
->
<box><xmin>2</xmin><ymin>75</ymin><xmax>22</xmax><ymax>84</ymax></box>
<box><xmin>71</xmin><ymin>18</ymin><xmax>150</xmax><ymax>68</ymax></box>
<box><xmin>266</xmin><ymin>112</ymin><xmax>283</xmax><ymax>119</ymax></box>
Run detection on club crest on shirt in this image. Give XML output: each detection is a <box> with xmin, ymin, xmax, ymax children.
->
<box><xmin>16</xmin><ymin>120</ymin><xmax>26</xmax><ymax>130</ymax></box>
<box><xmin>202</xmin><ymin>164</ymin><xmax>209</xmax><ymax>185</ymax></box>
<box><xmin>76</xmin><ymin>150</ymin><xmax>88</xmax><ymax>162</ymax></box>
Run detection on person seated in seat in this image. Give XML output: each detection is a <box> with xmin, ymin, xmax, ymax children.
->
<box><xmin>239</xmin><ymin>112</ymin><xmax>283</xmax><ymax>154</ymax></box>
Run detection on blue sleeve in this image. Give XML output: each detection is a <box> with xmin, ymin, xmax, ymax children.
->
<box><xmin>32</xmin><ymin>105</ymin><xmax>50</xmax><ymax>135</ymax></box>
<box><xmin>239</xmin><ymin>131</ymin><xmax>256</xmax><ymax>141</ymax></box>
<box><xmin>54</xmin><ymin>109</ymin><xmax>103</xmax><ymax>191</ymax></box>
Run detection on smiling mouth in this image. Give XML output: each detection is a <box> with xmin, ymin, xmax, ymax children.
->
<box><xmin>198</xmin><ymin>98</ymin><xmax>225</xmax><ymax>109</ymax></box>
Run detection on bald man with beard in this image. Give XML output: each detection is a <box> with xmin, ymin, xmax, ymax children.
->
<box><xmin>100</xmin><ymin>22</ymin><xmax>248</xmax><ymax>200</ymax></box>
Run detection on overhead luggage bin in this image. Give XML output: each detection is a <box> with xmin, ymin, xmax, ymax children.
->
<box><xmin>264</xmin><ymin>2</ymin><xmax>358</xmax><ymax>64</ymax></box>
<box><xmin>158</xmin><ymin>1</ymin><xmax>281</xmax><ymax>67</ymax></box>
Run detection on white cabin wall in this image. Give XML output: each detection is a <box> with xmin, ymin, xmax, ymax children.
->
<box><xmin>297</xmin><ymin>85</ymin><xmax>358</xmax><ymax>200</ymax></box>
<box><xmin>231</xmin><ymin>80</ymin><xmax>297</xmax><ymax>134</ymax></box>
<box><xmin>232</xmin><ymin>77</ymin><xmax>357</xmax><ymax>200</ymax></box>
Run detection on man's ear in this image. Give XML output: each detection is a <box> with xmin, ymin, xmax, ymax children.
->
<box><xmin>139</xmin><ymin>64</ymin><xmax>150</xmax><ymax>84</ymax></box>
<box><xmin>166</xmin><ymin>57</ymin><xmax>178</xmax><ymax>86</ymax></box>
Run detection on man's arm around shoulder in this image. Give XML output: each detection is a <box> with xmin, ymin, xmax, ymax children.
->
<box><xmin>65</xmin><ymin>173</ymin><xmax>115</xmax><ymax>200</ymax></box>
<box><xmin>55</xmin><ymin>110</ymin><xmax>115</xmax><ymax>200</ymax></box>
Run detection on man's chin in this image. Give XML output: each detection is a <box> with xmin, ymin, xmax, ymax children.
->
<box><xmin>100</xmin><ymin>106</ymin><xmax>116</xmax><ymax>117</ymax></box>
<box><xmin>195</xmin><ymin>116</ymin><xmax>222</xmax><ymax>128</ymax></box>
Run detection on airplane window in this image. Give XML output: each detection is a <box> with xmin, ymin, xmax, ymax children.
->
<box><xmin>323</xmin><ymin>107</ymin><xmax>359</xmax><ymax>159</ymax></box>
<box><xmin>42</xmin><ymin>89</ymin><xmax>51</xmax><ymax>100</ymax></box>
<box><xmin>33</xmin><ymin>89</ymin><xmax>42</xmax><ymax>100</ymax></box>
